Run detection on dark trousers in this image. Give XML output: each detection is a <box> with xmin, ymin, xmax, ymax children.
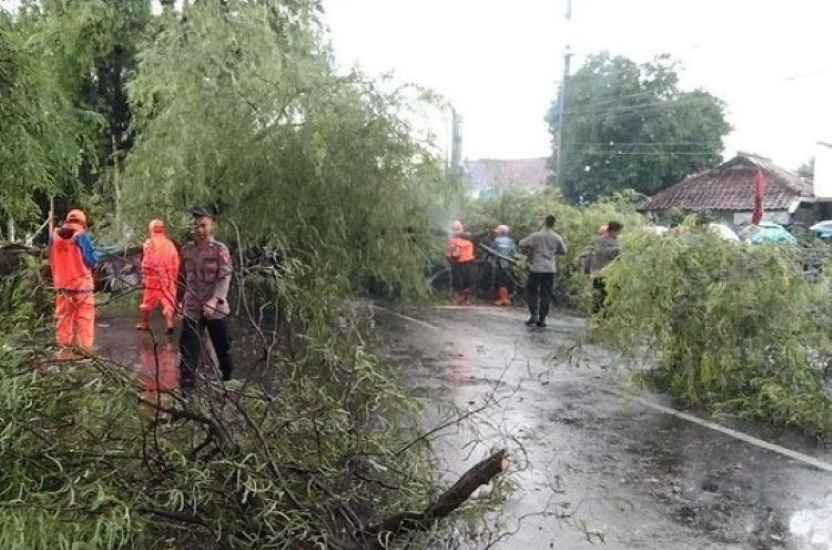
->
<box><xmin>495</xmin><ymin>265</ymin><xmax>513</xmax><ymax>289</ymax></box>
<box><xmin>526</xmin><ymin>272</ymin><xmax>555</xmax><ymax>322</ymax></box>
<box><xmin>592</xmin><ymin>277</ymin><xmax>608</xmax><ymax>315</ymax></box>
<box><xmin>179</xmin><ymin>316</ymin><xmax>234</xmax><ymax>385</ymax></box>
<box><xmin>451</xmin><ymin>261</ymin><xmax>474</xmax><ymax>292</ymax></box>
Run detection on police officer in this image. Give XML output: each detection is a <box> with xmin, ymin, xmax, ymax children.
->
<box><xmin>178</xmin><ymin>206</ymin><xmax>234</xmax><ymax>388</ymax></box>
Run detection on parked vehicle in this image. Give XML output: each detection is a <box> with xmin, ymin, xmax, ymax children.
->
<box><xmin>743</xmin><ymin>222</ymin><xmax>797</xmax><ymax>245</ymax></box>
<box><xmin>809</xmin><ymin>220</ymin><xmax>832</xmax><ymax>239</ymax></box>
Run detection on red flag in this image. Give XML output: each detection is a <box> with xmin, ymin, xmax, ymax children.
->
<box><xmin>751</xmin><ymin>166</ymin><xmax>765</xmax><ymax>225</ymax></box>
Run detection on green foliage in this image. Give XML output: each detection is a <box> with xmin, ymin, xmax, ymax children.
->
<box><xmin>0</xmin><ymin>251</ymin><xmax>50</xmax><ymax>333</ymax></box>
<box><xmin>548</xmin><ymin>52</ymin><xmax>731</xmax><ymax>204</ymax></box>
<box><xmin>0</xmin><ymin>257</ymin><xmax>503</xmax><ymax>548</ymax></box>
<box><xmin>2</xmin><ymin>0</ymin><xmax>152</xmax><ymax>238</ymax></box>
<box><xmin>0</xmin><ymin>10</ymin><xmax>99</xmax><ymax>225</ymax></box>
<box><xmin>463</xmin><ymin>188</ymin><xmax>643</xmax><ymax>305</ymax></box>
<box><xmin>596</xmin><ymin>225</ymin><xmax>832</xmax><ymax>439</ymax></box>
<box><xmin>122</xmin><ymin>0</ymin><xmax>452</xmax><ymax>297</ymax></box>
<box><xmin>0</xmin><ymin>347</ymin><xmax>142</xmax><ymax>549</ymax></box>
<box><xmin>0</xmin><ymin>2</ymin><xmax>495</xmax><ymax>547</ymax></box>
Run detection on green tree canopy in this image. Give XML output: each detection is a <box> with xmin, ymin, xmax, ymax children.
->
<box><xmin>123</xmin><ymin>0</ymin><xmax>453</xmax><ymax>296</ymax></box>
<box><xmin>0</xmin><ymin>8</ymin><xmax>97</xmax><ymax>227</ymax></box>
<box><xmin>1</xmin><ymin>0</ymin><xmax>152</xmax><ymax>237</ymax></box>
<box><xmin>548</xmin><ymin>52</ymin><xmax>731</xmax><ymax>204</ymax></box>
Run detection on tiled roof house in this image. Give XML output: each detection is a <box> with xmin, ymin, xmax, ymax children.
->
<box><xmin>642</xmin><ymin>153</ymin><xmax>815</xmax><ymax>226</ymax></box>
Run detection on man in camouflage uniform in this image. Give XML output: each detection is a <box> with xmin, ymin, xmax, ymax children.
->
<box><xmin>178</xmin><ymin>206</ymin><xmax>234</xmax><ymax>388</ymax></box>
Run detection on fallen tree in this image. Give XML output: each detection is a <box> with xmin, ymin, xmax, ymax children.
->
<box><xmin>0</xmin><ymin>0</ymin><xmax>513</xmax><ymax>546</ymax></box>
<box><xmin>0</xmin><ymin>247</ymin><xmax>512</xmax><ymax>549</ymax></box>
<box><xmin>594</xmin><ymin>223</ymin><xmax>832</xmax><ymax>440</ymax></box>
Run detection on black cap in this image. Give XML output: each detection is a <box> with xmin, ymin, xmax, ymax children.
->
<box><xmin>190</xmin><ymin>205</ymin><xmax>215</xmax><ymax>219</ymax></box>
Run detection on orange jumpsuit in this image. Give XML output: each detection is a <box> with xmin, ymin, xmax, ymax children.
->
<box><xmin>445</xmin><ymin>235</ymin><xmax>476</xmax><ymax>303</ymax></box>
<box><xmin>49</xmin><ymin>219</ymin><xmax>97</xmax><ymax>355</ymax></box>
<box><xmin>140</xmin><ymin>220</ymin><xmax>180</xmax><ymax>323</ymax></box>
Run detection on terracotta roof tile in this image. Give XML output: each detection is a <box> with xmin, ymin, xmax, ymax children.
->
<box><xmin>643</xmin><ymin>154</ymin><xmax>813</xmax><ymax>211</ymax></box>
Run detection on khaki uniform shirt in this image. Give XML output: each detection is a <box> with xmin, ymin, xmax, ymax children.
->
<box><xmin>519</xmin><ymin>229</ymin><xmax>567</xmax><ymax>273</ymax></box>
<box><xmin>181</xmin><ymin>238</ymin><xmax>232</xmax><ymax>320</ymax></box>
<box><xmin>588</xmin><ymin>235</ymin><xmax>622</xmax><ymax>277</ymax></box>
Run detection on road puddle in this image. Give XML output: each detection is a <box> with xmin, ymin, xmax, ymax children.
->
<box><xmin>789</xmin><ymin>494</ymin><xmax>832</xmax><ymax>549</ymax></box>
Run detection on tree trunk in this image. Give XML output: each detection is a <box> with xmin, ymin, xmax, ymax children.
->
<box><xmin>112</xmin><ymin>134</ymin><xmax>123</xmax><ymax>236</ymax></box>
<box><xmin>48</xmin><ymin>196</ymin><xmax>55</xmax><ymax>238</ymax></box>
<box><xmin>100</xmin><ymin>42</ymin><xmax>131</xmax><ymax>240</ymax></box>
<box><xmin>7</xmin><ymin>216</ymin><xmax>16</xmax><ymax>243</ymax></box>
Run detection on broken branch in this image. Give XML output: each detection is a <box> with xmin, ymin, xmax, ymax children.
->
<box><xmin>358</xmin><ymin>448</ymin><xmax>510</xmax><ymax>548</ymax></box>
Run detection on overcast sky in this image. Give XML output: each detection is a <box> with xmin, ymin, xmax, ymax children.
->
<box><xmin>3</xmin><ymin>0</ymin><xmax>830</xmax><ymax>169</ymax></box>
<box><xmin>324</xmin><ymin>0</ymin><xmax>832</xmax><ymax>169</ymax></box>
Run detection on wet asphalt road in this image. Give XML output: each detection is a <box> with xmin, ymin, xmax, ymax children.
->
<box><xmin>94</xmin><ymin>303</ymin><xmax>832</xmax><ymax>549</ymax></box>
<box><xmin>372</xmin><ymin>305</ymin><xmax>832</xmax><ymax>550</ymax></box>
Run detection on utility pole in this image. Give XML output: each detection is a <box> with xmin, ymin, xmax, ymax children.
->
<box><xmin>450</xmin><ymin>108</ymin><xmax>463</xmax><ymax>175</ymax></box>
<box><xmin>555</xmin><ymin>0</ymin><xmax>573</xmax><ymax>185</ymax></box>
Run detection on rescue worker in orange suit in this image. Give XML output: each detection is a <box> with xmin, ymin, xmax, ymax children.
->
<box><xmin>178</xmin><ymin>206</ymin><xmax>234</xmax><ymax>388</ymax></box>
<box><xmin>445</xmin><ymin>220</ymin><xmax>476</xmax><ymax>305</ymax></box>
<box><xmin>49</xmin><ymin>209</ymin><xmax>99</xmax><ymax>360</ymax></box>
<box><xmin>491</xmin><ymin>224</ymin><xmax>516</xmax><ymax>306</ymax></box>
<box><xmin>136</xmin><ymin>219</ymin><xmax>180</xmax><ymax>335</ymax></box>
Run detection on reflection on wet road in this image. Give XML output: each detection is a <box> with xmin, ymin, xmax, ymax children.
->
<box><xmin>137</xmin><ymin>339</ymin><xmax>178</xmax><ymax>393</ymax></box>
<box><xmin>374</xmin><ymin>305</ymin><xmax>832</xmax><ymax>550</ymax></box>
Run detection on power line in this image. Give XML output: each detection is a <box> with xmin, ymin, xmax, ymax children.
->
<box><xmin>568</xmin><ymin>150</ymin><xmax>720</xmax><ymax>155</ymax></box>
<box><xmin>559</xmin><ymin>94</ymin><xmax>715</xmax><ymax>122</ymax></box>
<box><xmin>560</xmin><ymin>87</ymin><xmax>666</xmax><ymax>111</ymax></box>
<box><xmin>555</xmin><ymin>0</ymin><xmax>573</xmax><ymax>185</ymax></box>
<box><xmin>569</xmin><ymin>141</ymin><xmax>722</xmax><ymax>145</ymax></box>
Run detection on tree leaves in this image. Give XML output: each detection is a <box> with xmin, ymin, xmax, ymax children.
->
<box><xmin>597</xmin><ymin>224</ymin><xmax>832</xmax><ymax>439</ymax></box>
<box><xmin>548</xmin><ymin>52</ymin><xmax>731</xmax><ymax>204</ymax></box>
<box><xmin>122</xmin><ymin>0</ymin><xmax>452</xmax><ymax>297</ymax></box>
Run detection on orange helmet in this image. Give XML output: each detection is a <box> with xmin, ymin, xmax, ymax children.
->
<box><xmin>65</xmin><ymin>209</ymin><xmax>87</xmax><ymax>228</ymax></box>
<box><xmin>148</xmin><ymin>219</ymin><xmax>165</xmax><ymax>235</ymax></box>
<box><xmin>450</xmin><ymin>220</ymin><xmax>464</xmax><ymax>233</ymax></box>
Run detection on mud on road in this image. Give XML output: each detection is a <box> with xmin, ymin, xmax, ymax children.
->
<box><xmin>372</xmin><ymin>305</ymin><xmax>832</xmax><ymax>550</ymax></box>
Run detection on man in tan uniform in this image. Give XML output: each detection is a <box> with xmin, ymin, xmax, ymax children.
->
<box><xmin>519</xmin><ymin>214</ymin><xmax>567</xmax><ymax>328</ymax></box>
<box><xmin>588</xmin><ymin>220</ymin><xmax>623</xmax><ymax>315</ymax></box>
<box><xmin>178</xmin><ymin>206</ymin><xmax>234</xmax><ymax>388</ymax></box>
